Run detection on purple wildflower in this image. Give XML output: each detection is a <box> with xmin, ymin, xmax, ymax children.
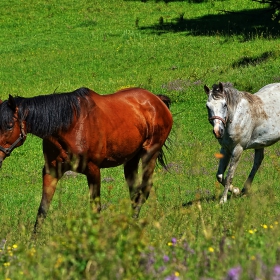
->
<box><xmin>165</xmin><ymin>275</ymin><xmax>179</xmax><ymax>280</ymax></box>
<box><xmin>163</xmin><ymin>255</ymin><xmax>170</xmax><ymax>262</ymax></box>
<box><xmin>158</xmin><ymin>266</ymin><xmax>166</xmax><ymax>273</ymax></box>
<box><xmin>272</xmin><ymin>265</ymin><xmax>280</xmax><ymax>280</ymax></box>
<box><xmin>171</xmin><ymin>238</ymin><xmax>177</xmax><ymax>245</ymax></box>
<box><xmin>225</xmin><ymin>266</ymin><xmax>242</xmax><ymax>280</ymax></box>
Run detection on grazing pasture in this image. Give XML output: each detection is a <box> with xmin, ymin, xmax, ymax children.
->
<box><xmin>0</xmin><ymin>0</ymin><xmax>280</xmax><ymax>279</ymax></box>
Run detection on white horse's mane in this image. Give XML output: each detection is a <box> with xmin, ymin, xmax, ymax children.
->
<box><xmin>211</xmin><ymin>84</ymin><xmax>267</xmax><ymax>119</ymax></box>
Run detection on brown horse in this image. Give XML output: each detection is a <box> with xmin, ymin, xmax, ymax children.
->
<box><xmin>0</xmin><ymin>87</ymin><xmax>173</xmax><ymax>233</ymax></box>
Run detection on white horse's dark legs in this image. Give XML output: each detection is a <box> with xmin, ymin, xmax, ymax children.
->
<box><xmin>242</xmin><ymin>148</ymin><xmax>264</xmax><ymax>194</ymax></box>
<box><xmin>216</xmin><ymin>147</ymin><xmax>231</xmax><ymax>184</ymax></box>
<box><xmin>216</xmin><ymin>148</ymin><xmax>240</xmax><ymax>195</ymax></box>
<box><xmin>220</xmin><ymin>145</ymin><xmax>243</xmax><ymax>204</ymax></box>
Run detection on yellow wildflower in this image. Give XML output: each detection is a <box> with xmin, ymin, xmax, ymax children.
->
<box><xmin>3</xmin><ymin>262</ymin><xmax>10</xmax><ymax>267</ymax></box>
<box><xmin>12</xmin><ymin>244</ymin><xmax>18</xmax><ymax>249</ymax></box>
<box><xmin>174</xmin><ymin>272</ymin><xmax>180</xmax><ymax>277</ymax></box>
<box><xmin>262</xmin><ymin>224</ymin><xmax>268</xmax><ymax>229</ymax></box>
<box><xmin>29</xmin><ymin>247</ymin><xmax>36</xmax><ymax>257</ymax></box>
<box><xmin>248</xmin><ymin>230</ymin><xmax>254</xmax><ymax>234</ymax></box>
<box><xmin>55</xmin><ymin>255</ymin><xmax>64</xmax><ymax>268</ymax></box>
<box><xmin>208</xmin><ymin>247</ymin><xmax>214</xmax><ymax>253</ymax></box>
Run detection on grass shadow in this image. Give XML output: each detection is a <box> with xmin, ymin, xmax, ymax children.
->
<box><xmin>232</xmin><ymin>50</ymin><xmax>279</xmax><ymax>68</ymax></box>
<box><xmin>182</xmin><ymin>193</ymin><xmax>244</xmax><ymax>206</ymax></box>
<box><xmin>125</xmin><ymin>0</ymin><xmax>206</xmax><ymax>2</ymax></box>
<box><xmin>139</xmin><ymin>8</ymin><xmax>280</xmax><ymax>39</ymax></box>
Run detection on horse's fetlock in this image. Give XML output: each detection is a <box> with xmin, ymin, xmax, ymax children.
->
<box><xmin>216</xmin><ymin>174</ymin><xmax>223</xmax><ymax>183</ymax></box>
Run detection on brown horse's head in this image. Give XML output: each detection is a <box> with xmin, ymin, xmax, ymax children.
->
<box><xmin>0</xmin><ymin>95</ymin><xmax>27</xmax><ymax>167</ymax></box>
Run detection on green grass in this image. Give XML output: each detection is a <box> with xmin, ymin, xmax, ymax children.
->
<box><xmin>1</xmin><ymin>0</ymin><xmax>280</xmax><ymax>279</ymax></box>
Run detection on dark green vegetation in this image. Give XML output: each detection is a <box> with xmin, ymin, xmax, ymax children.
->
<box><xmin>1</xmin><ymin>0</ymin><xmax>280</xmax><ymax>279</ymax></box>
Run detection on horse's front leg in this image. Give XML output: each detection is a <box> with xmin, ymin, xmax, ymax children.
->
<box><xmin>217</xmin><ymin>147</ymin><xmax>240</xmax><ymax>195</ymax></box>
<box><xmin>33</xmin><ymin>166</ymin><xmax>59</xmax><ymax>234</ymax></box>
<box><xmin>216</xmin><ymin>147</ymin><xmax>231</xmax><ymax>185</ymax></box>
<box><xmin>242</xmin><ymin>148</ymin><xmax>264</xmax><ymax>195</ymax></box>
<box><xmin>220</xmin><ymin>145</ymin><xmax>243</xmax><ymax>204</ymax></box>
<box><xmin>86</xmin><ymin>163</ymin><xmax>101</xmax><ymax>213</ymax></box>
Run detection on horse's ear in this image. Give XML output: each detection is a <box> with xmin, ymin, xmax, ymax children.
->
<box><xmin>8</xmin><ymin>94</ymin><xmax>17</xmax><ymax>112</ymax></box>
<box><xmin>204</xmin><ymin>85</ymin><xmax>210</xmax><ymax>95</ymax></box>
<box><xmin>218</xmin><ymin>82</ymin><xmax>224</xmax><ymax>92</ymax></box>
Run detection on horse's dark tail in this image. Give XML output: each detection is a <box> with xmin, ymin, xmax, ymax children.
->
<box><xmin>156</xmin><ymin>94</ymin><xmax>172</xmax><ymax>169</ymax></box>
<box><xmin>157</xmin><ymin>94</ymin><xmax>171</xmax><ymax>109</ymax></box>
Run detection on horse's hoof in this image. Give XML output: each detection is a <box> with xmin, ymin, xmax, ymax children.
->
<box><xmin>232</xmin><ymin>187</ymin><xmax>240</xmax><ymax>195</ymax></box>
<box><xmin>241</xmin><ymin>188</ymin><xmax>249</xmax><ymax>196</ymax></box>
<box><xmin>219</xmin><ymin>197</ymin><xmax>227</xmax><ymax>204</ymax></box>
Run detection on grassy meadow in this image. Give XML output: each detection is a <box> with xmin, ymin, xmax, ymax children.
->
<box><xmin>1</xmin><ymin>0</ymin><xmax>280</xmax><ymax>279</ymax></box>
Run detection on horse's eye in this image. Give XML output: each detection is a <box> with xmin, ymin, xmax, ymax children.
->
<box><xmin>7</xmin><ymin>123</ymin><xmax>13</xmax><ymax>130</ymax></box>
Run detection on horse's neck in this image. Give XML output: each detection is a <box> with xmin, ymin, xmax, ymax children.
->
<box><xmin>228</xmin><ymin>97</ymin><xmax>253</xmax><ymax>127</ymax></box>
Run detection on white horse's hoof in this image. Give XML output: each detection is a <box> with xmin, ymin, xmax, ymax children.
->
<box><xmin>219</xmin><ymin>197</ymin><xmax>227</xmax><ymax>204</ymax></box>
<box><xmin>232</xmin><ymin>187</ymin><xmax>240</xmax><ymax>195</ymax></box>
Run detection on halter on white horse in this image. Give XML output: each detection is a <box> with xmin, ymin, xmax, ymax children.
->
<box><xmin>204</xmin><ymin>82</ymin><xmax>280</xmax><ymax>204</ymax></box>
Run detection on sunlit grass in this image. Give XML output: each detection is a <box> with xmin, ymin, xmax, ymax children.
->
<box><xmin>1</xmin><ymin>0</ymin><xmax>280</xmax><ymax>279</ymax></box>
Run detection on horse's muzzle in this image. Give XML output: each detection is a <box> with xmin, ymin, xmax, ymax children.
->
<box><xmin>213</xmin><ymin>123</ymin><xmax>224</xmax><ymax>139</ymax></box>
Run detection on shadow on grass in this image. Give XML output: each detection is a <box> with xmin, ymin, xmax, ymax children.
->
<box><xmin>182</xmin><ymin>193</ymin><xmax>248</xmax><ymax>206</ymax></box>
<box><xmin>183</xmin><ymin>194</ymin><xmax>218</xmax><ymax>206</ymax></box>
<box><xmin>125</xmin><ymin>0</ymin><xmax>206</xmax><ymax>2</ymax></box>
<box><xmin>138</xmin><ymin>8</ymin><xmax>280</xmax><ymax>39</ymax></box>
<box><xmin>232</xmin><ymin>50</ymin><xmax>278</xmax><ymax>68</ymax></box>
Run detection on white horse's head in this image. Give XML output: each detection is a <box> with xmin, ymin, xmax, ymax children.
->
<box><xmin>204</xmin><ymin>82</ymin><xmax>228</xmax><ymax>139</ymax></box>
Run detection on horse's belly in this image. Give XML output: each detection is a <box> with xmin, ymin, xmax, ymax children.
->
<box><xmin>246</xmin><ymin>126</ymin><xmax>280</xmax><ymax>149</ymax></box>
<box><xmin>99</xmin><ymin>152</ymin><xmax>139</xmax><ymax>168</ymax></box>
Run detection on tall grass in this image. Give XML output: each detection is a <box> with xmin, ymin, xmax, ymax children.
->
<box><xmin>1</xmin><ymin>0</ymin><xmax>280</xmax><ymax>279</ymax></box>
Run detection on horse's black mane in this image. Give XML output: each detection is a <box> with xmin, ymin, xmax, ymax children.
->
<box><xmin>0</xmin><ymin>87</ymin><xmax>90</xmax><ymax>137</ymax></box>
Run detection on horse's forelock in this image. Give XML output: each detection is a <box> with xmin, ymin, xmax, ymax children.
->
<box><xmin>211</xmin><ymin>84</ymin><xmax>225</xmax><ymax>99</ymax></box>
<box><xmin>0</xmin><ymin>100</ymin><xmax>14</xmax><ymax>132</ymax></box>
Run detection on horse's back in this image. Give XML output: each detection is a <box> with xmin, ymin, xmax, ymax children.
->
<box><xmin>256</xmin><ymin>83</ymin><xmax>280</xmax><ymax>95</ymax></box>
<box><xmin>245</xmin><ymin>83</ymin><xmax>280</xmax><ymax>148</ymax></box>
<box><xmin>89</xmin><ymin>87</ymin><xmax>172</xmax><ymax>123</ymax></box>
<box><xmin>253</xmin><ymin>83</ymin><xmax>280</xmax><ymax>115</ymax></box>
<box><xmin>82</xmin><ymin>88</ymin><xmax>172</xmax><ymax>167</ymax></box>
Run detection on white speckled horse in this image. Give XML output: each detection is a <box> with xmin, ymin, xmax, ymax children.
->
<box><xmin>204</xmin><ymin>82</ymin><xmax>280</xmax><ymax>204</ymax></box>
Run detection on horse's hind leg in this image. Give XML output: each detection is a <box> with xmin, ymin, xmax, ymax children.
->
<box><xmin>132</xmin><ymin>150</ymin><xmax>159</xmax><ymax>218</ymax></box>
<box><xmin>124</xmin><ymin>154</ymin><xmax>141</xmax><ymax>217</ymax></box>
<box><xmin>242</xmin><ymin>148</ymin><xmax>264</xmax><ymax>195</ymax></box>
